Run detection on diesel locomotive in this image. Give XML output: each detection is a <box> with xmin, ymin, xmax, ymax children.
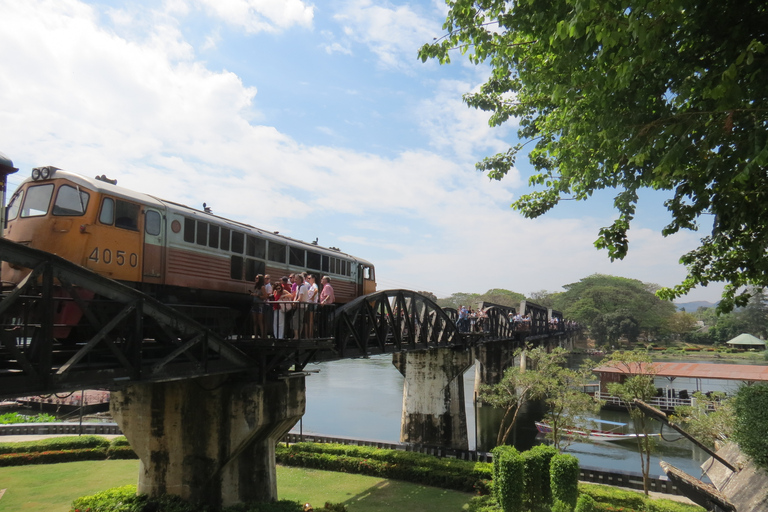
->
<box><xmin>2</xmin><ymin>166</ymin><xmax>376</xmax><ymax>336</ymax></box>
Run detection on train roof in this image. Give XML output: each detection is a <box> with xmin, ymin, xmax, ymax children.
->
<box><xmin>13</xmin><ymin>167</ymin><xmax>374</xmax><ymax>266</ymax></box>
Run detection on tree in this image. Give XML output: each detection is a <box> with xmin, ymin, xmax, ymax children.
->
<box><xmin>436</xmin><ymin>292</ymin><xmax>480</xmax><ymax>309</ymax></box>
<box><xmin>553</xmin><ymin>274</ymin><xmax>675</xmax><ymax>343</ymax></box>
<box><xmin>479</xmin><ymin>288</ymin><xmax>526</xmax><ymax>308</ymax></box>
<box><xmin>665</xmin><ymin>311</ymin><xmax>699</xmax><ymax>343</ymax></box>
<box><xmin>528</xmin><ymin>290</ymin><xmax>560</xmax><ymax>310</ymax></box>
<box><xmin>480</xmin><ymin>346</ymin><xmax>565</xmax><ymax>445</ymax></box>
<box><xmin>601</xmin><ymin>351</ymin><xmax>659</xmax><ymax>495</ymax></box>
<box><xmin>417</xmin><ymin>291</ymin><xmax>438</xmax><ymax>303</ymax></box>
<box><xmin>732</xmin><ymin>382</ymin><xmax>768</xmax><ymax>473</ymax></box>
<box><xmin>671</xmin><ymin>391</ymin><xmax>734</xmax><ymax>449</ymax></box>
<box><xmin>480</xmin><ymin>346</ymin><xmax>598</xmax><ymax>449</ymax></box>
<box><xmin>419</xmin><ymin>0</ymin><xmax>768</xmax><ymax>311</ymax></box>
<box><xmin>541</xmin><ymin>359</ymin><xmax>601</xmax><ymax>451</ymax></box>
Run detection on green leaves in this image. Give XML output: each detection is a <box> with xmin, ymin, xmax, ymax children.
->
<box><xmin>422</xmin><ymin>0</ymin><xmax>768</xmax><ymax>310</ymax></box>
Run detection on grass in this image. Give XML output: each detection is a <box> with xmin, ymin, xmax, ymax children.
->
<box><xmin>0</xmin><ymin>460</ymin><xmax>139</xmax><ymax>511</ymax></box>
<box><xmin>0</xmin><ymin>460</ymin><xmax>473</xmax><ymax>512</ymax></box>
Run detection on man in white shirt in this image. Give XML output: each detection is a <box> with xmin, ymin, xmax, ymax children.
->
<box><xmin>293</xmin><ymin>275</ymin><xmax>309</xmax><ymax>339</ymax></box>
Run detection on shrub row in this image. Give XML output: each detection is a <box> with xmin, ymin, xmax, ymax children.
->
<box><xmin>0</xmin><ymin>434</ymin><xmax>110</xmax><ymax>454</ymax></box>
<box><xmin>0</xmin><ymin>435</ymin><xmax>137</xmax><ymax>466</ymax></box>
<box><xmin>70</xmin><ymin>485</ymin><xmax>320</xmax><ymax>512</ymax></box>
<box><xmin>577</xmin><ymin>484</ymin><xmax>702</xmax><ymax>512</ymax></box>
<box><xmin>276</xmin><ymin>443</ymin><xmax>491</xmax><ymax>494</ymax></box>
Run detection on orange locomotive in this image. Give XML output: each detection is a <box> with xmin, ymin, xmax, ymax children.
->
<box><xmin>2</xmin><ymin>166</ymin><xmax>376</xmax><ymax>335</ymax></box>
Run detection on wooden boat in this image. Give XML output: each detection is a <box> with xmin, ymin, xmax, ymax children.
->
<box><xmin>535</xmin><ymin>419</ymin><xmax>659</xmax><ymax>442</ymax></box>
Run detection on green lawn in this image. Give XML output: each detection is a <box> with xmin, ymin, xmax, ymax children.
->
<box><xmin>0</xmin><ymin>461</ymin><xmax>473</xmax><ymax>512</ymax></box>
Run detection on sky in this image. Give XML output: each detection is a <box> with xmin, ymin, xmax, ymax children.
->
<box><xmin>0</xmin><ymin>0</ymin><xmax>724</xmax><ymax>303</ymax></box>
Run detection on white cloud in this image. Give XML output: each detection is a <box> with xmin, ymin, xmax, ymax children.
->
<box><xmin>415</xmin><ymin>78</ymin><xmax>518</xmax><ymax>175</ymax></box>
<box><xmin>333</xmin><ymin>0</ymin><xmax>439</xmax><ymax>71</ymax></box>
<box><xmin>193</xmin><ymin>0</ymin><xmax>314</xmax><ymax>33</ymax></box>
<box><xmin>324</xmin><ymin>42</ymin><xmax>353</xmax><ymax>55</ymax></box>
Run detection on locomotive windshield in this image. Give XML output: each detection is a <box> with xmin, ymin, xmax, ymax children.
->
<box><xmin>6</xmin><ymin>189</ymin><xmax>23</xmax><ymax>221</ymax></box>
<box><xmin>52</xmin><ymin>185</ymin><xmax>90</xmax><ymax>216</ymax></box>
<box><xmin>21</xmin><ymin>184</ymin><xmax>54</xmax><ymax>218</ymax></box>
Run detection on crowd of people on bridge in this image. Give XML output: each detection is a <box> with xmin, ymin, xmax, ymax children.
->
<box><xmin>250</xmin><ymin>272</ymin><xmax>335</xmax><ymax>340</ymax></box>
<box><xmin>456</xmin><ymin>305</ymin><xmax>489</xmax><ymax>333</ymax></box>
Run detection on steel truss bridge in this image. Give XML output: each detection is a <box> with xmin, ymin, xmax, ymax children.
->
<box><xmin>0</xmin><ymin>239</ymin><xmax>575</xmax><ymax>400</ymax></box>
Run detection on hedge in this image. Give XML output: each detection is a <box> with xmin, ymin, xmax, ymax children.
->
<box><xmin>0</xmin><ymin>447</ymin><xmax>108</xmax><ymax>466</ymax></box>
<box><xmin>0</xmin><ymin>435</ymin><xmax>110</xmax><ymax>454</ymax></box>
<box><xmin>522</xmin><ymin>444</ymin><xmax>558</xmax><ymax>511</ymax></box>
<box><xmin>70</xmin><ymin>485</ymin><xmax>314</xmax><ymax>512</ymax></box>
<box><xmin>492</xmin><ymin>445</ymin><xmax>525</xmax><ymax>512</ymax></box>
<box><xmin>550</xmin><ymin>454</ymin><xmax>579</xmax><ymax>510</ymax></box>
<box><xmin>0</xmin><ymin>435</ymin><xmax>136</xmax><ymax>466</ymax></box>
<box><xmin>276</xmin><ymin>443</ymin><xmax>491</xmax><ymax>494</ymax></box>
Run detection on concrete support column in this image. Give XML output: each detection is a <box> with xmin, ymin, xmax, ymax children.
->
<box><xmin>111</xmin><ymin>374</ymin><xmax>305</xmax><ymax>508</ymax></box>
<box><xmin>393</xmin><ymin>347</ymin><xmax>473</xmax><ymax>450</ymax></box>
<box><xmin>473</xmin><ymin>340</ymin><xmax>517</xmax><ymax>401</ymax></box>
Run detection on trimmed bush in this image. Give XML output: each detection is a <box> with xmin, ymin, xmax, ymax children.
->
<box><xmin>107</xmin><ymin>445</ymin><xmax>138</xmax><ymax>460</ymax></box>
<box><xmin>0</xmin><ymin>447</ymin><xmax>108</xmax><ymax>466</ymax></box>
<box><xmin>574</xmin><ymin>494</ymin><xmax>597</xmax><ymax>512</ymax></box>
<box><xmin>276</xmin><ymin>443</ymin><xmax>491</xmax><ymax>494</ymax></box>
<box><xmin>550</xmin><ymin>454</ymin><xmax>579</xmax><ymax>509</ymax></box>
<box><xmin>0</xmin><ymin>435</ymin><xmax>110</xmax><ymax>454</ymax></box>
<box><xmin>70</xmin><ymin>485</ymin><xmax>339</xmax><ymax>512</ymax></box>
<box><xmin>492</xmin><ymin>445</ymin><xmax>524</xmax><ymax>512</ymax></box>
<box><xmin>553</xmin><ymin>499</ymin><xmax>574</xmax><ymax>512</ymax></box>
<box><xmin>522</xmin><ymin>444</ymin><xmax>558</xmax><ymax>511</ymax></box>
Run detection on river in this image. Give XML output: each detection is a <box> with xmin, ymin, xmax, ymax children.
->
<box><xmin>297</xmin><ymin>354</ymin><xmax>742</xmax><ymax>480</ymax></box>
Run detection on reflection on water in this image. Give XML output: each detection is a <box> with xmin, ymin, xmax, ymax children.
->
<box><xmin>301</xmin><ymin>354</ymin><xmax>714</xmax><ymax>479</ymax></box>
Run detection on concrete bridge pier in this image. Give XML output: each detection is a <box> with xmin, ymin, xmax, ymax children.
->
<box><xmin>111</xmin><ymin>374</ymin><xmax>305</xmax><ymax>508</ymax></box>
<box><xmin>392</xmin><ymin>347</ymin><xmax>473</xmax><ymax>450</ymax></box>
<box><xmin>473</xmin><ymin>339</ymin><xmax>518</xmax><ymax>400</ymax></box>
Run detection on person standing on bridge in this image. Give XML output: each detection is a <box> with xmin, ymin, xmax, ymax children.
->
<box><xmin>251</xmin><ymin>274</ymin><xmax>268</xmax><ymax>339</ymax></box>
<box><xmin>306</xmin><ymin>275</ymin><xmax>319</xmax><ymax>337</ymax></box>
<box><xmin>293</xmin><ymin>274</ymin><xmax>309</xmax><ymax>339</ymax></box>
<box><xmin>319</xmin><ymin>276</ymin><xmax>335</xmax><ymax>305</ymax></box>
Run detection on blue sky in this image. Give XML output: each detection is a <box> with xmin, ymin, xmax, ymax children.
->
<box><xmin>0</xmin><ymin>0</ymin><xmax>722</xmax><ymax>302</ymax></box>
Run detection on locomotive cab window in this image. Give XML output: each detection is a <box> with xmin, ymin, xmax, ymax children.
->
<box><xmin>6</xmin><ymin>190</ymin><xmax>23</xmax><ymax>221</ymax></box>
<box><xmin>21</xmin><ymin>184</ymin><xmax>54</xmax><ymax>218</ymax></box>
<box><xmin>100</xmin><ymin>197</ymin><xmax>140</xmax><ymax>231</ymax></box>
<box><xmin>145</xmin><ymin>211</ymin><xmax>161</xmax><ymax>236</ymax></box>
<box><xmin>53</xmin><ymin>185</ymin><xmax>90</xmax><ymax>216</ymax></box>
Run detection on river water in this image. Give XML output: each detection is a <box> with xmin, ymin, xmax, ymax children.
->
<box><xmin>297</xmin><ymin>354</ymin><xmax>741</xmax><ymax>480</ymax></box>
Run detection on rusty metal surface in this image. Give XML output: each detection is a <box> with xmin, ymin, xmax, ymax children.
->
<box><xmin>594</xmin><ymin>362</ymin><xmax>768</xmax><ymax>382</ymax></box>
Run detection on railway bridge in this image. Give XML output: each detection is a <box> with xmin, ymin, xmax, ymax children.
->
<box><xmin>0</xmin><ymin>239</ymin><xmax>578</xmax><ymax>507</ymax></box>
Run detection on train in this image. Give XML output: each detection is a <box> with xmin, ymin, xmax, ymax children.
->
<box><xmin>1</xmin><ymin>166</ymin><xmax>377</xmax><ymax>336</ymax></box>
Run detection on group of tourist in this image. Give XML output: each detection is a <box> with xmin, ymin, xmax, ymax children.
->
<box><xmin>250</xmin><ymin>273</ymin><xmax>335</xmax><ymax>340</ymax></box>
<box><xmin>456</xmin><ymin>305</ymin><xmax>489</xmax><ymax>333</ymax></box>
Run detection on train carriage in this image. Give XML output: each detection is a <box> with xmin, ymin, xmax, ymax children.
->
<box><xmin>1</xmin><ymin>166</ymin><xmax>376</xmax><ymax>336</ymax></box>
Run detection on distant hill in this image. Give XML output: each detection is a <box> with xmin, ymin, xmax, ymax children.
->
<box><xmin>675</xmin><ymin>301</ymin><xmax>717</xmax><ymax>311</ymax></box>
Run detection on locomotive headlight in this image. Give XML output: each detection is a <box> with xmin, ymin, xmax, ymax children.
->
<box><xmin>31</xmin><ymin>168</ymin><xmax>41</xmax><ymax>181</ymax></box>
<box><xmin>39</xmin><ymin>167</ymin><xmax>51</xmax><ymax>179</ymax></box>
